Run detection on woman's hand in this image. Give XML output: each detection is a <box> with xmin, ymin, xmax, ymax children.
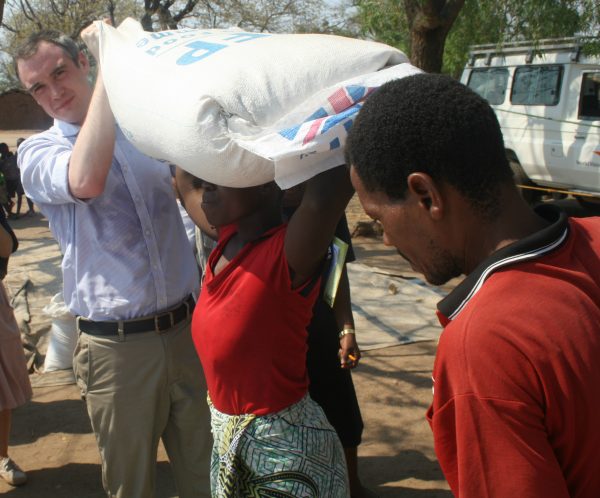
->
<box><xmin>339</xmin><ymin>332</ymin><xmax>361</xmax><ymax>369</ymax></box>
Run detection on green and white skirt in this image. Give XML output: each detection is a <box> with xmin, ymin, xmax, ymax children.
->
<box><xmin>209</xmin><ymin>394</ymin><xmax>350</xmax><ymax>497</ymax></box>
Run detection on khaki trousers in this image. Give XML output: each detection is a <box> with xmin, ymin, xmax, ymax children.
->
<box><xmin>73</xmin><ymin>317</ymin><xmax>212</xmax><ymax>498</ymax></box>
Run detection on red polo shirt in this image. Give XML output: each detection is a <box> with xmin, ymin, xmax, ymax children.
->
<box><xmin>428</xmin><ymin>206</ymin><xmax>600</xmax><ymax>497</ymax></box>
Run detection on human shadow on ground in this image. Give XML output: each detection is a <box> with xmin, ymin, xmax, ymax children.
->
<box><xmin>10</xmin><ymin>398</ymin><xmax>92</xmax><ymax>445</ymax></box>
<box><xmin>360</xmin><ymin>343</ymin><xmax>438</xmax><ymax>392</ymax></box>
<box><xmin>359</xmin><ymin>451</ymin><xmax>452</xmax><ymax>497</ymax></box>
<box><xmin>0</xmin><ymin>462</ymin><xmax>177</xmax><ymax>498</ymax></box>
<box><xmin>353</xmin><ymin>243</ymin><xmax>397</xmax><ymax>263</ymax></box>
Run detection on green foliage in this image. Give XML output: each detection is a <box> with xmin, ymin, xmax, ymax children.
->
<box><xmin>0</xmin><ymin>0</ymin><xmax>141</xmax><ymax>91</ymax></box>
<box><xmin>444</xmin><ymin>0</ymin><xmax>598</xmax><ymax>76</ymax></box>
<box><xmin>302</xmin><ymin>0</ymin><xmax>361</xmax><ymax>37</ymax></box>
<box><xmin>179</xmin><ymin>0</ymin><xmax>329</xmax><ymax>33</ymax></box>
<box><xmin>0</xmin><ymin>0</ymin><xmax>330</xmax><ymax>91</ymax></box>
<box><xmin>353</xmin><ymin>0</ymin><xmax>600</xmax><ymax>76</ymax></box>
<box><xmin>353</xmin><ymin>0</ymin><xmax>408</xmax><ymax>51</ymax></box>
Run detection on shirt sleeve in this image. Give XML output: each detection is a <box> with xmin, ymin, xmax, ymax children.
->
<box><xmin>18</xmin><ymin>133</ymin><xmax>87</xmax><ymax>206</ymax></box>
<box><xmin>427</xmin><ymin>318</ymin><xmax>570</xmax><ymax>498</ymax></box>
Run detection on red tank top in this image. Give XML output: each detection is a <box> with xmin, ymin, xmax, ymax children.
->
<box><xmin>192</xmin><ymin>224</ymin><xmax>320</xmax><ymax>415</ymax></box>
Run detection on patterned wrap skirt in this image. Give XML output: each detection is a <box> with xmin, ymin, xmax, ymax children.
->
<box><xmin>209</xmin><ymin>394</ymin><xmax>350</xmax><ymax>497</ymax></box>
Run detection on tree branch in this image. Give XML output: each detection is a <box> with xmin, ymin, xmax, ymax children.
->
<box><xmin>172</xmin><ymin>0</ymin><xmax>199</xmax><ymax>24</ymax></box>
<box><xmin>406</xmin><ymin>0</ymin><xmax>464</xmax><ymax>34</ymax></box>
<box><xmin>19</xmin><ymin>0</ymin><xmax>43</xmax><ymax>30</ymax></box>
<box><xmin>107</xmin><ymin>0</ymin><xmax>116</xmax><ymax>26</ymax></box>
<box><xmin>50</xmin><ymin>0</ymin><xmax>66</xmax><ymax>17</ymax></box>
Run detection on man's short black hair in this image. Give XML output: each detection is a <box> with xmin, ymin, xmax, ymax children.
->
<box><xmin>14</xmin><ymin>30</ymin><xmax>81</xmax><ymax>80</ymax></box>
<box><xmin>346</xmin><ymin>73</ymin><xmax>513</xmax><ymax>219</ymax></box>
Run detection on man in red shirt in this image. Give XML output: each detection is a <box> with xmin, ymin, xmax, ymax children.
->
<box><xmin>345</xmin><ymin>73</ymin><xmax>600</xmax><ymax>497</ymax></box>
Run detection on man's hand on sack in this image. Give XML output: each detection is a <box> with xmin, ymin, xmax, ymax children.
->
<box><xmin>81</xmin><ymin>18</ymin><xmax>112</xmax><ymax>64</ymax></box>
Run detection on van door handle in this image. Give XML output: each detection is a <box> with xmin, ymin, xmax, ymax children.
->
<box><xmin>574</xmin><ymin>134</ymin><xmax>586</xmax><ymax>139</ymax></box>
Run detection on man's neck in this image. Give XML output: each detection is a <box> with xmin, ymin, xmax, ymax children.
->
<box><xmin>462</xmin><ymin>187</ymin><xmax>550</xmax><ymax>275</ymax></box>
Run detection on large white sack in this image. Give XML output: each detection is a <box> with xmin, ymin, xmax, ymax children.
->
<box><xmin>43</xmin><ymin>293</ymin><xmax>77</xmax><ymax>372</ymax></box>
<box><xmin>98</xmin><ymin>19</ymin><xmax>421</xmax><ymax>188</ymax></box>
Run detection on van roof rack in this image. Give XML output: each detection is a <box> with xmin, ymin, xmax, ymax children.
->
<box><xmin>467</xmin><ymin>37</ymin><xmax>599</xmax><ymax>66</ymax></box>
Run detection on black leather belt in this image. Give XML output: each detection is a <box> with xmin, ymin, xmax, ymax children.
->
<box><xmin>77</xmin><ymin>295</ymin><xmax>195</xmax><ymax>336</ymax></box>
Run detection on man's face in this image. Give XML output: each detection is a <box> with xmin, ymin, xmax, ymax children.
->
<box><xmin>350</xmin><ymin>166</ymin><xmax>461</xmax><ymax>286</ymax></box>
<box><xmin>17</xmin><ymin>41</ymin><xmax>92</xmax><ymax>125</ymax></box>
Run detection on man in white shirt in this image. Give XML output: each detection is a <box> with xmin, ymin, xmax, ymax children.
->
<box><xmin>15</xmin><ymin>25</ymin><xmax>211</xmax><ymax>498</ymax></box>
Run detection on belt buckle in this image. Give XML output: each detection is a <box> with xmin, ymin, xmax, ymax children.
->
<box><xmin>154</xmin><ymin>311</ymin><xmax>174</xmax><ymax>334</ymax></box>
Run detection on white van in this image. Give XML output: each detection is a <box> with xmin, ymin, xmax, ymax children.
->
<box><xmin>460</xmin><ymin>38</ymin><xmax>600</xmax><ymax>206</ymax></box>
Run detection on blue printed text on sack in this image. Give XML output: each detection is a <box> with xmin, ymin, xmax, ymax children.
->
<box><xmin>134</xmin><ymin>29</ymin><xmax>270</xmax><ymax>65</ymax></box>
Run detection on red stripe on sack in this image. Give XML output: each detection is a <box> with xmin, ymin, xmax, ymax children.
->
<box><xmin>303</xmin><ymin>118</ymin><xmax>325</xmax><ymax>144</ymax></box>
<box><xmin>328</xmin><ymin>88</ymin><xmax>353</xmax><ymax>114</ymax></box>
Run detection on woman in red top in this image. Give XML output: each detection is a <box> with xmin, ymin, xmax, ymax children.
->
<box><xmin>176</xmin><ymin>165</ymin><xmax>354</xmax><ymax>497</ymax></box>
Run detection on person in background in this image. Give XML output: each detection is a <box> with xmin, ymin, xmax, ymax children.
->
<box><xmin>14</xmin><ymin>24</ymin><xmax>211</xmax><ymax>498</ymax></box>
<box><xmin>0</xmin><ymin>207</ymin><xmax>32</xmax><ymax>487</ymax></box>
<box><xmin>14</xmin><ymin>139</ymin><xmax>35</xmax><ymax>218</ymax></box>
<box><xmin>175</xmin><ymin>165</ymin><xmax>353</xmax><ymax>496</ymax></box>
<box><xmin>0</xmin><ymin>172</ymin><xmax>9</xmax><ymax>218</ymax></box>
<box><xmin>346</xmin><ymin>73</ymin><xmax>600</xmax><ymax>498</ymax></box>
<box><xmin>0</xmin><ymin>144</ymin><xmax>17</xmax><ymax>217</ymax></box>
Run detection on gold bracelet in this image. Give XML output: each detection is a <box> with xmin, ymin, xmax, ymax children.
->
<box><xmin>339</xmin><ymin>328</ymin><xmax>356</xmax><ymax>339</ymax></box>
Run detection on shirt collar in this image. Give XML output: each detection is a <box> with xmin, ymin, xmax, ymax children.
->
<box><xmin>437</xmin><ymin>203</ymin><xmax>569</xmax><ymax>324</ymax></box>
<box><xmin>54</xmin><ymin>118</ymin><xmax>81</xmax><ymax>137</ymax></box>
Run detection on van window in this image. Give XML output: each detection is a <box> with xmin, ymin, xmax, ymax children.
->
<box><xmin>579</xmin><ymin>72</ymin><xmax>600</xmax><ymax>120</ymax></box>
<box><xmin>467</xmin><ymin>68</ymin><xmax>509</xmax><ymax>104</ymax></box>
<box><xmin>511</xmin><ymin>65</ymin><xmax>562</xmax><ymax>105</ymax></box>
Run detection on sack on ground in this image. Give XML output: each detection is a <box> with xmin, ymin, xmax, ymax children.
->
<box><xmin>43</xmin><ymin>293</ymin><xmax>77</xmax><ymax>372</ymax></box>
<box><xmin>97</xmin><ymin>19</ymin><xmax>421</xmax><ymax>188</ymax></box>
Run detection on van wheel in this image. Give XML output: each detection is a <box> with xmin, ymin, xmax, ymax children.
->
<box><xmin>509</xmin><ymin>160</ymin><xmax>541</xmax><ymax>204</ymax></box>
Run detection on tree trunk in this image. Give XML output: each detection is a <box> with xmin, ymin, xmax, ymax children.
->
<box><xmin>403</xmin><ymin>0</ymin><xmax>465</xmax><ymax>73</ymax></box>
<box><xmin>410</xmin><ymin>26</ymin><xmax>448</xmax><ymax>73</ymax></box>
<box><xmin>158</xmin><ymin>6</ymin><xmax>177</xmax><ymax>29</ymax></box>
<box><xmin>142</xmin><ymin>0</ymin><xmax>160</xmax><ymax>31</ymax></box>
<box><xmin>0</xmin><ymin>0</ymin><xmax>5</xmax><ymax>25</ymax></box>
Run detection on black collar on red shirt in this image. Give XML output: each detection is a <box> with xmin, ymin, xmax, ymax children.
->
<box><xmin>437</xmin><ymin>204</ymin><xmax>569</xmax><ymax>323</ymax></box>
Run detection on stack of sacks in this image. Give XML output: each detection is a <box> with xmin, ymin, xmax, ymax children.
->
<box><xmin>98</xmin><ymin>19</ymin><xmax>421</xmax><ymax>188</ymax></box>
<box><xmin>43</xmin><ymin>293</ymin><xmax>77</xmax><ymax>372</ymax></box>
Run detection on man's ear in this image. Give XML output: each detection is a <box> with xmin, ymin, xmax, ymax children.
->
<box><xmin>406</xmin><ymin>172</ymin><xmax>443</xmax><ymax>220</ymax></box>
